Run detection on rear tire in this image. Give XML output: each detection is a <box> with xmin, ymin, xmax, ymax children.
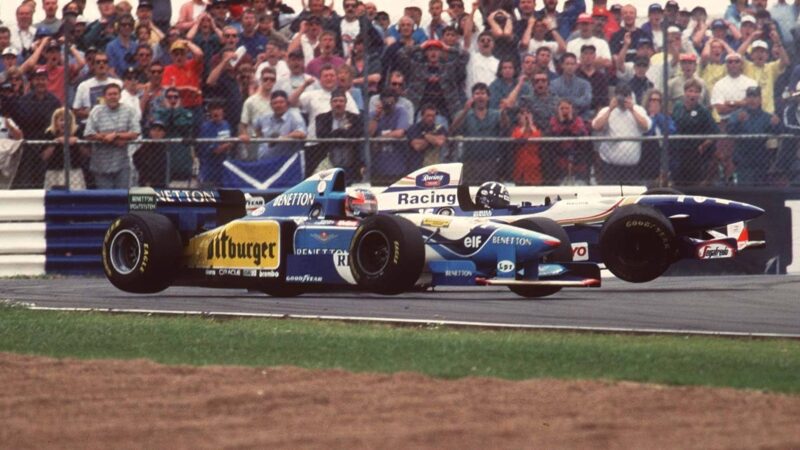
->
<box><xmin>350</xmin><ymin>215</ymin><xmax>425</xmax><ymax>295</ymax></box>
<box><xmin>102</xmin><ymin>213</ymin><xmax>182</xmax><ymax>293</ymax></box>
<box><xmin>599</xmin><ymin>204</ymin><xmax>677</xmax><ymax>283</ymax></box>
<box><xmin>509</xmin><ymin>218</ymin><xmax>572</xmax><ymax>298</ymax></box>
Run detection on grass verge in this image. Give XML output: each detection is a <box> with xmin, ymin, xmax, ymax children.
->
<box><xmin>1</xmin><ymin>305</ymin><xmax>798</xmax><ymax>394</ymax></box>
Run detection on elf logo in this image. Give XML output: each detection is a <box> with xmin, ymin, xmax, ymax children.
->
<box><xmin>463</xmin><ymin>235</ymin><xmax>483</xmax><ymax>249</ymax></box>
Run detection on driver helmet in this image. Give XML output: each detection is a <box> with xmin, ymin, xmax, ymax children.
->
<box><xmin>475</xmin><ymin>182</ymin><xmax>510</xmax><ymax>209</ymax></box>
<box><xmin>345</xmin><ymin>188</ymin><xmax>378</xmax><ymax>217</ymax></box>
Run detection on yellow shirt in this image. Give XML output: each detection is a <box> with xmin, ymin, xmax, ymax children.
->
<box><xmin>744</xmin><ymin>60</ymin><xmax>785</xmax><ymax>113</ymax></box>
<box><xmin>701</xmin><ymin>62</ymin><xmax>728</xmax><ymax>122</ymax></box>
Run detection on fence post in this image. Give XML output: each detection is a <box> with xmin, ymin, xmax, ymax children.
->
<box><xmin>660</xmin><ymin>21</ymin><xmax>670</xmax><ymax>187</ymax></box>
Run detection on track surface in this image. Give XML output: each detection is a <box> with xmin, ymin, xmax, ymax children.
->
<box><xmin>2</xmin><ymin>275</ymin><xmax>799</xmax><ymax>336</ymax></box>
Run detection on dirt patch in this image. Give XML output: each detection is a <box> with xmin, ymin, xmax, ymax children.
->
<box><xmin>1</xmin><ymin>352</ymin><xmax>799</xmax><ymax>449</ymax></box>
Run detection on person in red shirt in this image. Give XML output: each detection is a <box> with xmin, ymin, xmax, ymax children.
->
<box><xmin>510</xmin><ymin>104</ymin><xmax>542</xmax><ymax>185</ymax></box>
<box><xmin>161</xmin><ymin>39</ymin><xmax>205</xmax><ymax>110</ymax></box>
<box><xmin>19</xmin><ymin>36</ymin><xmax>85</xmax><ymax>105</ymax></box>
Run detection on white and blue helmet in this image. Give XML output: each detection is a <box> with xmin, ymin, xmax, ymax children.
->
<box><xmin>476</xmin><ymin>182</ymin><xmax>510</xmax><ymax>209</ymax></box>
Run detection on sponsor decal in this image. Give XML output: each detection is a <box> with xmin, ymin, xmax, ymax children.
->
<box><xmin>317</xmin><ymin>180</ymin><xmax>327</xmax><ymax>193</ymax></box>
<box><xmin>205</xmin><ymin>269</ymin><xmax>216</xmax><ymax>276</ymax></box>
<box><xmin>250</xmin><ymin>206</ymin><xmax>266</xmax><ymax>216</ymax></box>
<box><xmin>415</xmin><ymin>169</ymin><xmax>450</xmax><ymax>188</ymax></box>
<box><xmin>186</xmin><ymin>220</ymin><xmax>280</xmax><ymax>269</ymax></box>
<box><xmin>311</xmin><ymin>231</ymin><xmax>338</xmax><ymax>242</ymax></box>
<box><xmin>445</xmin><ymin>269</ymin><xmax>473</xmax><ymax>277</ymax></box>
<box><xmin>463</xmin><ymin>235</ymin><xmax>483</xmax><ymax>249</ymax></box>
<box><xmin>397</xmin><ymin>191</ymin><xmax>456</xmax><ymax>205</ymax></box>
<box><xmin>129</xmin><ymin>193</ymin><xmax>157</xmax><ymax>211</ymax></box>
<box><xmin>571</xmin><ymin>242</ymin><xmax>589</xmax><ymax>261</ymax></box>
<box><xmin>243</xmin><ymin>269</ymin><xmax>258</xmax><ymax>277</ymax></box>
<box><xmin>697</xmin><ymin>242</ymin><xmax>734</xmax><ymax>259</ymax></box>
<box><xmin>271</xmin><ymin>192</ymin><xmax>316</xmax><ymax>207</ymax></box>
<box><xmin>472</xmin><ymin>210</ymin><xmax>492</xmax><ymax>217</ymax></box>
<box><xmin>154</xmin><ymin>189</ymin><xmax>217</xmax><ymax>203</ymax></box>
<box><xmin>295</xmin><ymin>248</ymin><xmax>346</xmax><ymax>255</ymax></box>
<box><xmin>422</xmin><ymin>217</ymin><xmax>452</xmax><ymax>228</ymax></box>
<box><xmin>336</xmin><ymin>220</ymin><xmax>359</xmax><ymax>227</ymax></box>
<box><xmin>491</xmin><ymin>236</ymin><xmax>533</xmax><ymax>246</ymax></box>
<box><xmin>218</xmin><ymin>268</ymin><xmax>242</xmax><ymax>276</ymax></box>
<box><xmin>259</xmin><ymin>270</ymin><xmax>280</xmax><ymax>278</ymax></box>
<box><xmin>286</xmin><ymin>274</ymin><xmax>323</xmax><ymax>283</ymax></box>
<box><xmin>497</xmin><ymin>260</ymin><xmax>515</xmax><ymax>273</ymax></box>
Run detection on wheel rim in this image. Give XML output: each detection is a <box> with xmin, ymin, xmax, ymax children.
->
<box><xmin>109</xmin><ymin>230</ymin><xmax>142</xmax><ymax>275</ymax></box>
<box><xmin>355</xmin><ymin>230</ymin><xmax>390</xmax><ymax>276</ymax></box>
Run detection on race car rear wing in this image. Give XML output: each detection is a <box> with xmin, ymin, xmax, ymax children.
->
<box><xmin>128</xmin><ymin>187</ymin><xmax>254</xmax><ymax>229</ymax></box>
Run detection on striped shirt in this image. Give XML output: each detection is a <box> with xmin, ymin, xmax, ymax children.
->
<box><xmin>85</xmin><ymin>103</ymin><xmax>141</xmax><ymax>174</ymax></box>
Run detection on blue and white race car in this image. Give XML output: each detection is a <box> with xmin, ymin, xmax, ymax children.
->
<box><xmin>377</xmin><ymin>163</ymin><xmax>766</xmax><ymax>283</ymax></box>
<box><xmin>101</xmin><ymin>168</ymin><xmax>601</xmax><ymax>298</ymax></box>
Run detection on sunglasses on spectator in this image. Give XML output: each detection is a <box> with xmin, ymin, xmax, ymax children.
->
<box><xmin>166</xmin><ymin>95</ymin><xmax>180</xmax><ymax>100</ymax></box>
<box><xmin>391</xmin><ymin>81</ymin><xmax>404</xmax><ymax>86</ymax></box>
<box><xmin>344</xmin><ymin>3</ymin><xmax>357</xmax><ymax>8</ymax></box>
<box><xmin>262</xmin><ymin>76</ymin><xmax>276</xmax><ymax>82</ymax></box>
<box><xmin>533</xmin><ymin>78</ymin><xmax>548</xmax><ymax>83</ymax></box>
<box><xmin>151</xmin><ymin>69</ymin><xmax>162</xmax><ymax>74</ymax></box>
<box><xmin>649</xmin><ymin>97</ymin><xmax>662</xmax><ymax>102</ymax></box>
<box><xmin>95</xmin><ymin>59</ymin><xmax>108</xmax><ymax>64</ymax></box>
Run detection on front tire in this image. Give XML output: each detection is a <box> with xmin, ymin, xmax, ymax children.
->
<box><xmin>509</xmin><ymin>218</ymin><xmax>572</xmax><ymax>298</ymax></box>
<box><xmin>599</xmin><ymin>204</ymin><xmax>677</xmax><ymax>283</ymax></box>
<box><xmin>102</xmin><ymin>213</ymin><xmax>182</xmax><ymax>293</ymax></box>
<box><xmin>349</xmin><ymin>215</ymin><xmax>424</xmax><ymax>295</ymax></box>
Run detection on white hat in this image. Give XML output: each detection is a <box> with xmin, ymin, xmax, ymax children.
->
<box><xmin>75</xmin><ymin>15</ymin><xmax>87</xmax><ymax>24</ymax></box>
<box><xmin>750</xmin><ymin>40</ymin><xmax>769</xmax><ymax>51</ymax></box>
<box><xmin>741</xmin><ymin>15</ymin><xmax>756</xmax><ymax>25</ymax></box>
<box><xmin>667</xmin><ymin>25</ymin><xmax>681</xmax><ymax>34</ymax></box>
<box><xmin>1</xmin><ymin>47</ymin><xmax>17</xmax><ymax>56</ymax></box>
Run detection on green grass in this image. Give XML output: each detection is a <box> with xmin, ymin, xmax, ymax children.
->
<box><xmin>1</xmin><ymin>305</ymin><xmax>799</xmax><ymax>394</ymax></box>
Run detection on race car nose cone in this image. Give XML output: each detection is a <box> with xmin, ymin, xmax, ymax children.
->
<box><xmin>544</xmin><ymin>238</ymin><xmax>561</xmax><ymax>247</ymax></box>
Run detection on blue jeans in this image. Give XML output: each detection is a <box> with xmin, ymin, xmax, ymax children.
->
<box><xmin>93</xmin><ymin>164</ymin><xmax>131</xmax><ymax>189</ymax></box>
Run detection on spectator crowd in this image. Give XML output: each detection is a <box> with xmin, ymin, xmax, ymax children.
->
<box><xmin>2</xmin><ymin>0</ymin><xmax>800</xmax><ymax>189</ymax></box>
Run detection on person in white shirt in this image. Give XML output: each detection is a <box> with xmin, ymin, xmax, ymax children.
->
<box><xmin>465</xmin><ymin>31</ymin><xmax>499</xmax><ymax>98</ymax></box>
<box><xmin>275</xmin><ymin>49</ymin><xmax>317</xmax><ymax>96</ymax></box>
<box><xmin>711</xmin><ymin>53</ymin><xmax>758</xmax><ymax>123</ymax></box>
<box><xmin>255</xmin><ymin>41</ymin><xmax>290</xmax><ymax>85</ymax></box>
<box><xmin>566</xmin><ymin>13</ymin><xmax>611</xmax><ymax>69</ymax></box>
<box><xmin>9</xmin><ymin>3</ymin><xmax>35</xmax><ymax>57</ymax></box>
<box><xmin>591</xmin><ymin>83</ymin><xmax>652</xmax><ymax>183</ymax></box>
<box><xmin>72</xmin><ymin>52</ymin><xmax>123</xmax><ymax>126</ymax></box>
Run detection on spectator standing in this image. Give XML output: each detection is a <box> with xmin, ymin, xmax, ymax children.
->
<box><xmin>381</xmin><ymin>16</ymin><xmax>418</xmax><ymax>79</ymax></box>
<box><xmin>74</xmin><ymin>53</ymin><xmax>124</xmax><ymax>127</ymax></box>
<box><xmin>535</xmin><ymin>0</ymin><xmax>585</xmax><ymax>41</ymax></box>
<box><xmin>161</xmin><ymin>39</ymin><xmax>205</xmax><ymax>126</ymax></box>
<box><xmin>197</xmin><ymin>101</ymin><xmax>233</xmax><ymax>187</ymax></box>
<box><xmin>19</xmin><ymin>37</ymin><xmax>85</xmax><ymax>105</ymax></box>
<box><xmin>11</xmin><ymin>68</ymin><xmax>60</xmax><ymax>189</ymax></box>
<box><xmin>9</xmin><ymin>3</ymin><xmax>35</xmax><ymax>58</ymax></box>
<box><xmin>368</xmin><ymin>90</ymin><xmax>410</xmax><ymax>183</ymax></box>
<box><xmin>106</xmin><ymin>14</ymin><xmax>139</xmax><ymax>77</ymax></box>
<box><xmin>36</xmin><ymin>0</ymin><xmax>62</xmax><ymax>37</ymax></box>
<box><xmin>135</xmin><ymin>1</ymin><xmax>165</xmax><ymax>47</ymax></box>
<box><xmin>520</xmin><ymin>17</ymin><xmax>566</xmax><ymax>61</ymax></box>
<box><xmin>710</xmin><ymin>52</ymin><xmax>757</xmax><ymax>183</ymax></box>
<box><xmin>316</xmin><ymin>88</ymin><xmax>364</xmax><ymax>181</ymax></box>
<box><xmin>84</xmin><ymin>0</ymin><xmax>118</xmax><ymax>50</ymax></box>
<box><xmin>484</xmin><ymin>9</ymin><xmax>517</xmax><ymax>64</ymax></box>
<box><xmin>133</xmin><ymin>119</ymin><xmax>168</xmax><ymax>187</ymax></box>
<box><xmin>187</xmin><ymin>13</ymin><xmax>224</xmax><ymax>75</ymax></box>
<box><xmin>153</xmin><ymin>86</ymin><xmax>195</xmax><ymax>183</ymax></box>
<box><xmin>120</xmin><ymin>67</ymin><xmax>143</xmax><ymax>123</ymax></box>
<box><xmin>396</xmin><ymin>40</ymin><xmax>467</xmax><ymax>123</ymax></box>
<box><xmin>287</xmin><ymin>15</ymin><xmax>324</xmax><ymax>68</ymax></box>
<box><xmin>367</xmin><ymin>71</ymin><xmax>414</xmax><ymax>122</ymax></box>
<box><xmin>255</xmin><ymin>41</ymin><xmax>290</xmax><ymax>84</ymax></box>
<box><xmin>238</xmin><ymin>8</ymin><xmax>267</xmax><ymax>58</ymax></box>
<box><xmin>609</xmin><ymin>4</ymin><xmax>647</xmax><ymax>64</ymax></box>
<box><xmin>407</xmin><ymin>103</ymin><xmax>448</xmax><ymax>168</ymax></box>
<box><xmin>451</xmin><ymin>82</ymin><xmax>509</xmax><ymax>184</ymax></box>
<box><xmin>206</xmin><ymin>46</ymin><xmax>245</xmax><ymax>131</ymax></box>
<box><xmin>253</xmin><ymin>90</ymin><xmax>307</xmax><ymax>159</ymax></box>
<box><xmin>514</xmin><ymin>71</ymin><xmax>558</xmax><ymax>132</ymax></box>
<box><xmin>667</xmin><ymin>53</ymin><xmax>709</xmax><ymax>112</ymax></box>
<box><xmin>489</xmin><ymin>59</ymin><xmax>532</xmax><ymax>110</ymax></box>
<box><xmin>275</xmin><ymin>49</ymin><xmax>316</xmax><ymax>97</ymax></box>
<box><xmin>290</xmin><ymin>64</ymin><xmax>359</xmax><ymax>174</ymax></box>
<box><xmin>591</xmin><ymin>84</ymin><xmax>652</xmax><ymax>184</ymax></box>
<box><xmin>348</xmin><ymin>34</ymin><xmax>382</xmax><ymax>97</ymax></box>
<box><xmin>131</xmin><ymin>44</ymin><xmax>156</xmax><ymax>83</ymax></box>
<box><xmin>577</xmin><ymin>44</ymin><xmax>610</xmax><ymax>119</ymax></box>
<box><xmin>550</xmin><ymin>52</ymin><xmax>592</xmax><ymax>119</ymax></box>
<box><xmin>640</xmin><ymin>3</ymin><xmax>665</xmax><ymax>51</ymax></box>
<box><xmin>509</xmin><ymin>104</ymin><xmax>542</xmax><ymax>185</ymax></box>
<box><xmin>640</xmin><ymin>89</ymin><xmax>675</xmax><ymax>183</ymax></box>
<box><xmin>41</xmin><ymin>108</ymin><xmax>84</xmax><ymax>190</ymax></box>
<box><xmin>700</xmin><ymin>38</ymin><xmax>736</xmax><ymax>102</ymax></box>
<box><xmin>727</xmin><ymin>86</ymin><xmax>782</xmax><ymax>185</ymax></box>
<box><xmin>239</xmin><ymin>67</ymin><xmax>276</xmax><ymax>159</ymax></box>
<box><xmin>566</xmin><ymin>14</ymin><xmax>612</xmax><ymax>69</ymax></box>
<box><xmin>464</xmin><ymin>31</ymin><xmax>499</xmax><ymax>99</ymax></box>
<box><xmin>140</xmin><ymin>61</ymin><xmax>166</xmax><ymax>125</ymax></box>
<box><xmin>549</xmin><ymin>98</ymin><xmax>591</xmax><ymax>185</ymax></box>
<box><xmin>671</xmin><ymin>79</ymin><xmax>718</xmax><ymax>185</ymax></box>
<box><xmin>740</xmin><ymin>38</ymin><xmax>789</xmax><ymax>114</ymax></box>
<box><xmin>779</xmin><ymin>87</ymin><xmax>800</xmax><ymax>184</ymax></box>
<box><xmin>176</xmin><ymin>0</ymin><xmax>212</xmax><ymax>33</ymax></box>
<box><xmin>306</xmin><ymin>31</ymin><xmax>346</xmax><ymax>78</ymax></box>
<box><xmin>84</xmin><ymin>84</ymin><xmax>140</xmax><ymax>189</ymax></box>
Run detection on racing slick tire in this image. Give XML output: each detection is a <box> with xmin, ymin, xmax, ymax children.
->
<box><xmin>599</xmin><ymin>204</ymin><xmax>678</xmax><ymax>283</ymax></box>
<box><xmin>349</xmin><ymin>215</ymin><xmax>425</xmax><ymax>295</ymax></box>
<box><xmin>102</xmin><ymin>212</ymin><xmax>182</xmax><ymax>293</ymax></box>
<box><xmin>508</xmin><ymin>218</ymin><xmax>572</xmax><ymax>298</ymax></box>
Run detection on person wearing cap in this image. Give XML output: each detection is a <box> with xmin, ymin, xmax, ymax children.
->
<box><xmin>315</xmin><ymin>87</ymin><xmax>364</xmax><ymax>181</ymax></box>
<box><xmin>20</xmin><ymin>36</ymin><xmax>86</xmax><ymax>105</ymax></box>
<box><xmin>120</xmin><ymin>67</ymin><xmax>143</xmax><ymax>122</ymax></box>
<box><xmin>551</xmin><ymin>52</ymin><xmax>593</xmax><ymax>120</ymax></box>
<box><xmin>578</xmin><ymin>44</ymin><xmax>610</xmax><ymax>118</ymax></box>
<box><xmin>134</xmin><ymin>0</ymin><xmax>165</xmax><ymax>46</ymax></box>
<box><xmin>161</xmin><ymin>38</ymin><xmax>204</xmax><ymax>114</ymax></box>
<box><xmin>132</xmin><ymin>118</ymin><xmax>167</xmax><ymax>187</ymax></box>
<box><xmin>738</xmin><ymin>37</ymin><xmax>789</xmax><ymax>114</ymax></box>
<box><xmin>287</xmin><ymin>14</ymin><xmax>324</xmax><ymax>68</ymax></box>
<box><xmin>253</xmin><ymin>89</ymin><xmax>306</xmax><ymax>160</ymax></box>
<box><xmin>35</xmin><ymin>0</ymin><xmax>62</xmax><ymax>37</ymax></box>
<box><xmin>615</xmin><ymin>34</ymin><xmax>654</xmax><ymax>85</ymax></box>
<box><xmin>608</xmin><ymin>4</ymin><xmax>653</xmax><ymax>63</ymax></box>
<box><xmin>196</xmin><ymin>100</ymin><xmax>233</xmax><ymax>187</ymax></box>
<box><xmin>275</xmin><ymin>48</ymin><xmax>316</xmax><ymax>97</ymax></box>
<box><xmin>667</xmin><ymin>53</ymin><xmax>709</xmax><ymax>111</ymax></box>
<box><xmin>676</xmin><ymin>8</ymin><xmax>691</xmax><ymax>31</ymax></box>
<box><xmin>591</xmin><ymin>83</ymin><xmax>652</xmax><ymax>184</ymax></box>
<box><xmin>671</xmin><ymin>79</ymin><xmax>718</xmax><ymax>185</ymax></box>
<box><xmin>640</xmin><ymin>3</ymin><xmax>665</xmax><ymax>50</ymax></box>
<box><xmin>83</xmin><ymin>0</ymin><xmax>118</xmax><ymax>50</ymax></box>
<box><xmin>9</xmin><ymin>66</ymin><xmax>60</xmax><ymax>188</ymax></box>
<box><xmin>0</xmin><ymin>46</ymin><xmax>20</xmax><ymax>76</ymax></box>
<box><xmin>566</xmin><ymin>13</ymin><xmax>612</xmax><ymax>68</ymax></box>
<box><xmin>727</xmin><ymin>85</ymin><xmax>782</xmax><ymax>184</ymax></box>
<box><xmin>663</xmin><ymin>0</ymin><xmax>680</xmax><ymax>26</ymax></box>
<box><xmin>647</xmin><ymin>26</ymin><xmax>691</xmax><ymax>89</ymax></box>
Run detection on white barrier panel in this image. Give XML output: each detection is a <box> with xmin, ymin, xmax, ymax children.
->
<box><xmin>0</xmin><ymin>190</ymin><xmax>45</xmax><ymax>222</ymax></box>
<box><xmin>0</xmin><ymin>222</ymin><xmax>46</xmax><ymax>255</ymax></box>
<box><xmin>0</xmin><ymin>254</ymin><xmax>46</xmax><ymax>277</ymax></box>
<box><xmin>504</xmin><ymin>185</ymin><xmax>646</xmax><ymax>205</ymax></box>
